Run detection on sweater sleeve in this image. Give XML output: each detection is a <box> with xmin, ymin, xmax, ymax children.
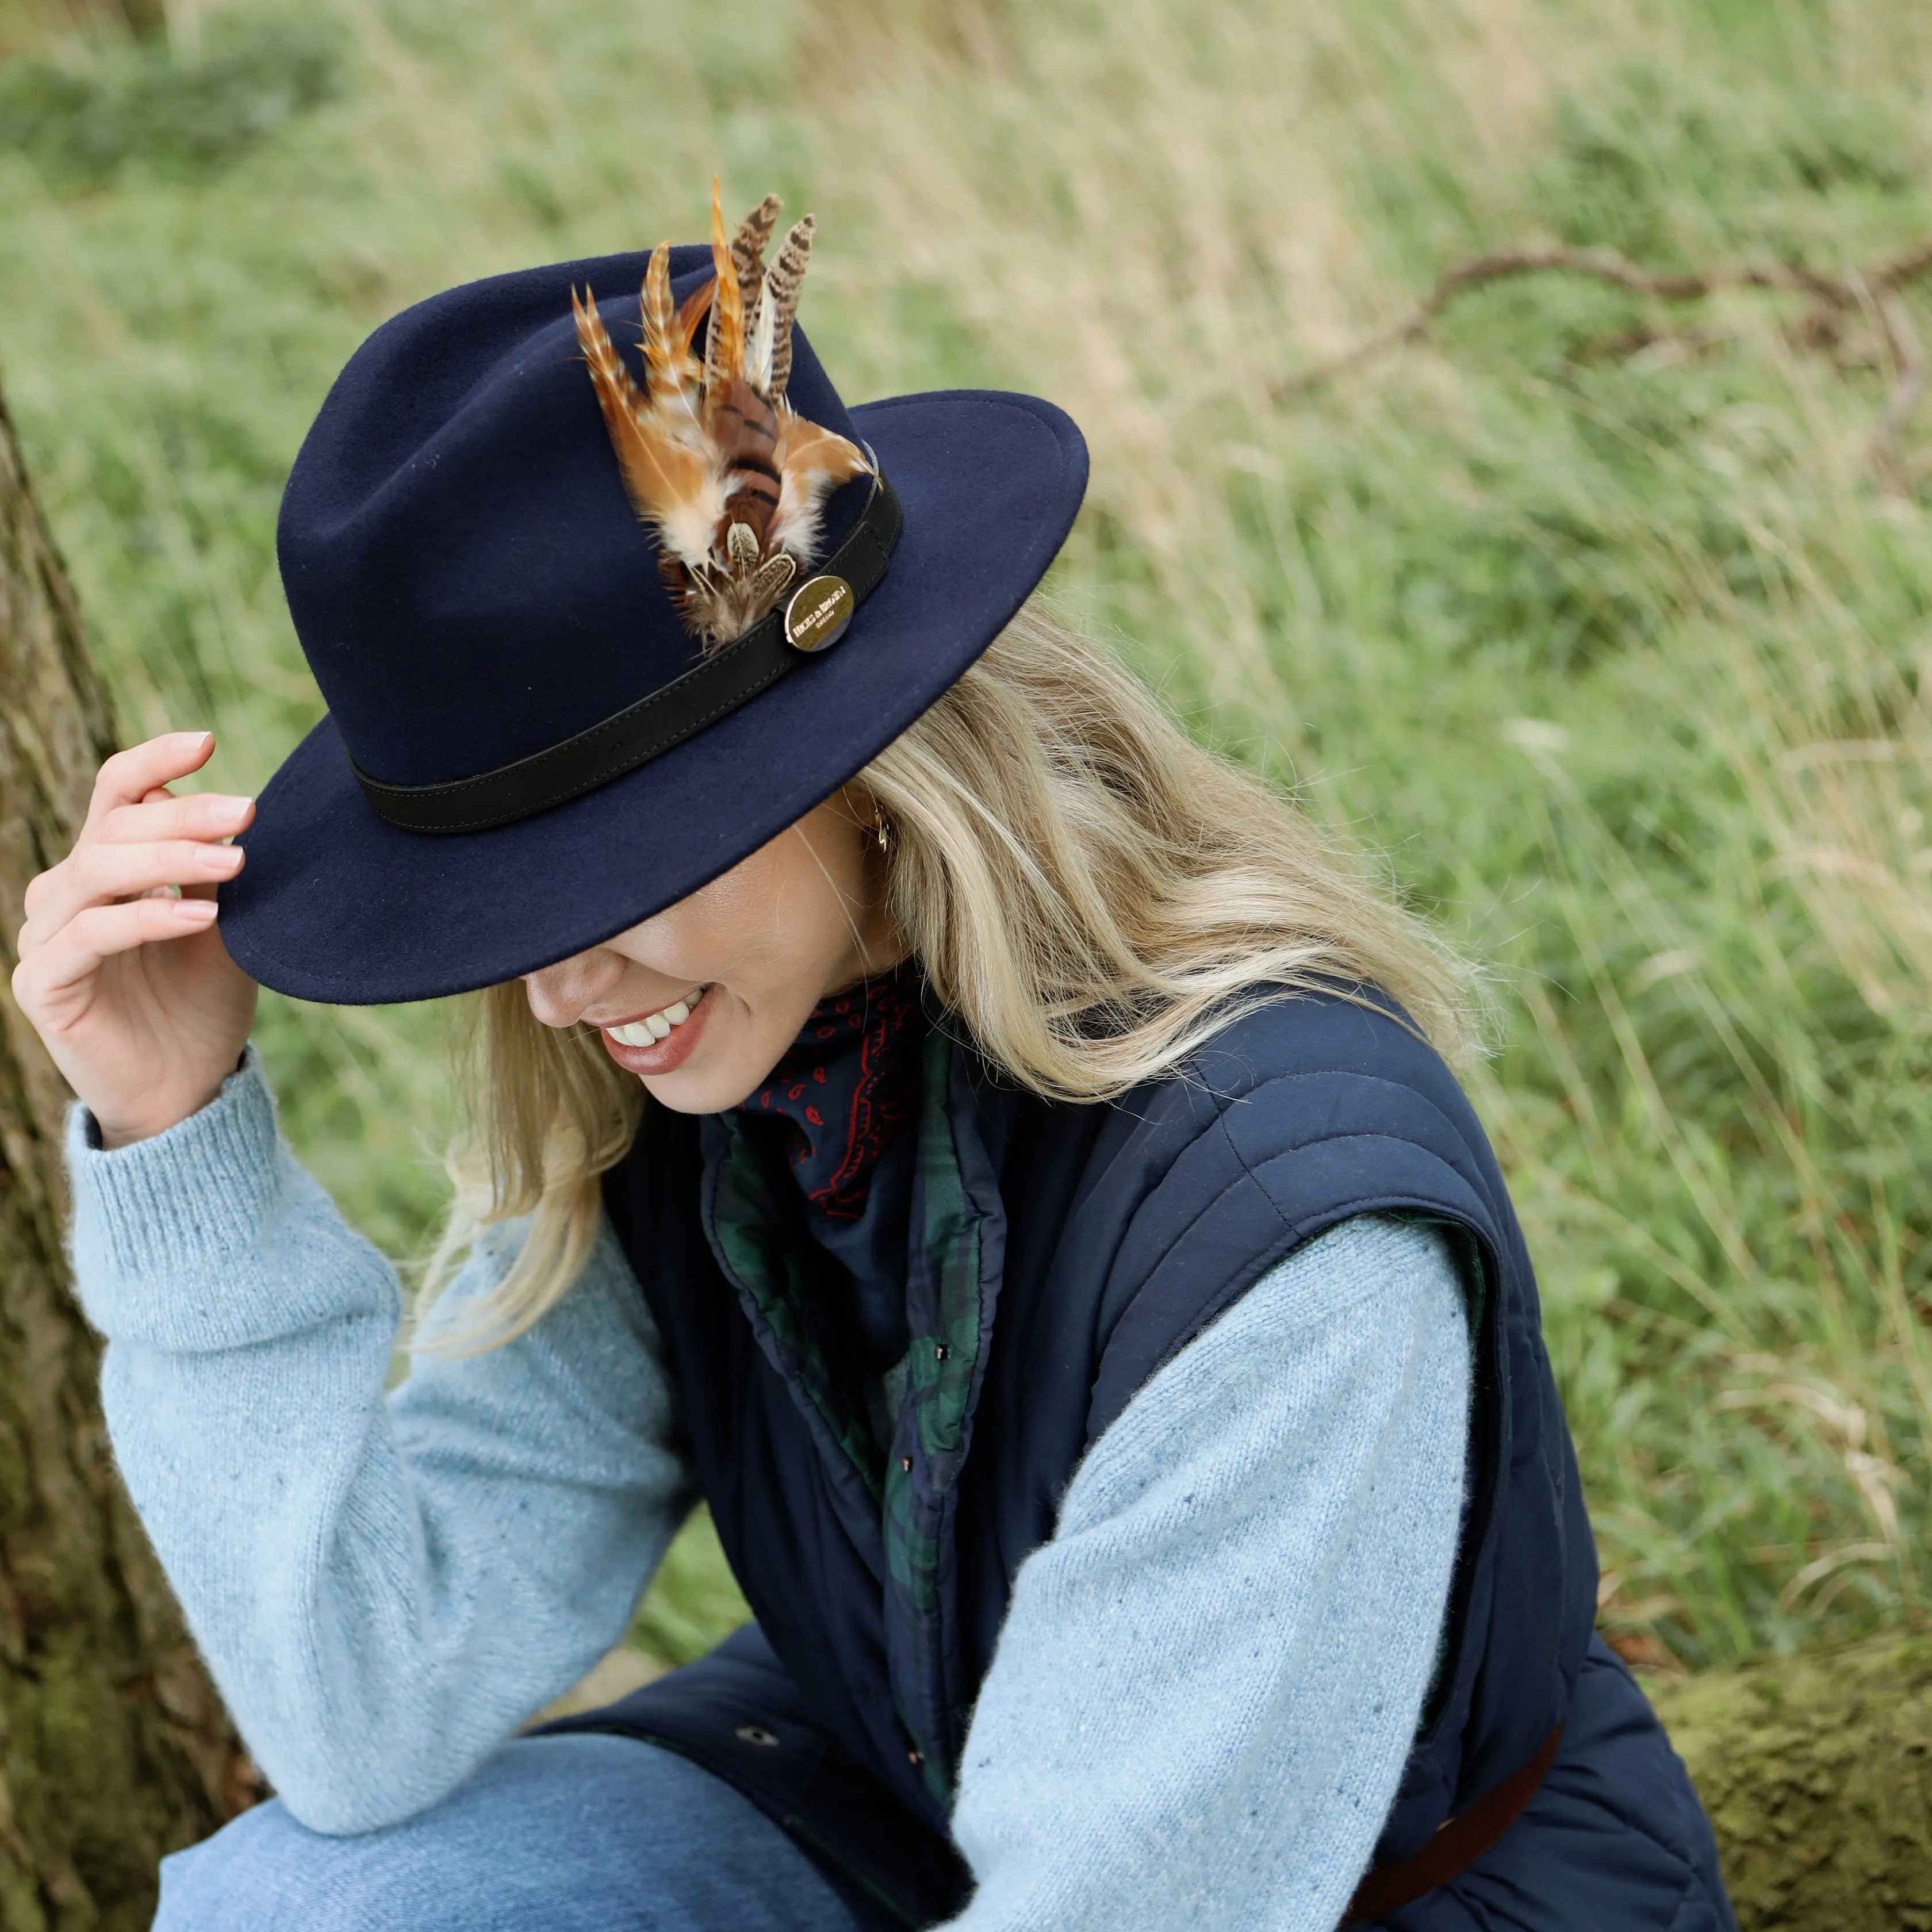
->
<box><xmin>66</xmin><ymin>1049</ymin><xmax>695</xmax><ymax>1836</ymax></box>
<box><xmin>941</xmin><ymin>1214</ymin><xmax>1471</xmax><ymax>1932</ymax></box>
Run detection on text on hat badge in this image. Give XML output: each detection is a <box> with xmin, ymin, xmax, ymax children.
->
<box><xmin>784</xmin><ymin>575</ymin><xmax>855</xmax><ymax>653</ymax></box>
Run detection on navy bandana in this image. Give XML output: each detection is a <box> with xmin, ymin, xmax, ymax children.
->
<box><xmin>734</xmin><ymin>963</ymin><xmax>927</xmax><ymax>1376</ymax></box>
<box><xmin>737</xmin><ymin>964</ymin><xmax>926</xmax><ymax>1220</ymax></box>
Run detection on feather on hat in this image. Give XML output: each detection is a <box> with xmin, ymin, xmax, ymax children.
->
<box><xmin>571</xmin><ymin>180</ymin><xmax>873</xmax><ymax>648</ymax></box>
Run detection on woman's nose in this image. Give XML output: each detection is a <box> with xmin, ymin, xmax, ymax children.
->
<box><xmin>522</xmin><ymin>949</ymin><xmax>621</xmax><ymax>1028</ymax></box>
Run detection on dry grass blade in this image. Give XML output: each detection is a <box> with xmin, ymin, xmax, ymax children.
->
<box><xmin>1868</xmin><ymin>288</ymin><xmax>1926</xmax><ymax>490</ymax></box>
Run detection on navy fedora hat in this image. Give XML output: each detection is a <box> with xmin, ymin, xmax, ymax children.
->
<box><xmin>218</xmin><ymin>234</ymin><xmax>1087</xmax><ymax>1005</ymax></box>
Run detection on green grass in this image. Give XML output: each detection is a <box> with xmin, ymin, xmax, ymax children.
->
<box><xmin>2</xmin><ymin>0</ymin><xmax>1929</xmax><ymax>1675</ymax></box>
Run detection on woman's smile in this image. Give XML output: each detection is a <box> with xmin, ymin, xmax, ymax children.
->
<box><xmin>596</xmin><ymin>983</ymin><xmax>714</xmax><ymax>1076</ymax></box>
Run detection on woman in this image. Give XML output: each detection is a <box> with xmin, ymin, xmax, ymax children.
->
<box><xmin>14</xmin><ymin>190</ymin><xmax>1733</xmax><ymax>1931</ymax></box>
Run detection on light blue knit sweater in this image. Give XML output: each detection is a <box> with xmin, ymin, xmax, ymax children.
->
<box><xmin>67</xmin><ymin>1050</ymin><xmax>1471</xmax><ymax>1932</ymax></box>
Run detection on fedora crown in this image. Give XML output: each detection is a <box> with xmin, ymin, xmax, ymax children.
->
<box><xmin>279</xmin><ymin>245</ymin><xmax>872</xmax><ymax>792</ymax></box>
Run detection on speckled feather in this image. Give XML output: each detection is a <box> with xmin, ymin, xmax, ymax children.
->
<box><xmin>730</xmin><ymin>192</ymin><xmax>783</xmax><ymax>312</ymax></box>
<box><xmin>764</xmin><ymin>216</ymin><xmax>815</xmax><ymax>402</ymax></box>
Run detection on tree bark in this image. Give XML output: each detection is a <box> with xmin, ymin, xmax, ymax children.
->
<box><xmin>0</xmin><ymin>382</ymin><xmax>248</xmax><ymax>1927</ymax></box>
<box><xmin>2</xmin><ymin>0</ymin><xmax>163</xmax><ymax>52</ymax></box>
<box><xmin>112</xmin><ymin>0</ymin><xmax>166</xmax><ymax>38</ymax></box>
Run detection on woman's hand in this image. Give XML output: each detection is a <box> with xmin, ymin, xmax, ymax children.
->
<box><xmin>12</xmin><ymin>731</ymin><xmax>260</xmax><ymax>1148</ymax></box>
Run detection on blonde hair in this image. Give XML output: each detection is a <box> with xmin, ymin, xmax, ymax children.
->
<box><xmin>421</xmin><ymin>601</ymin><xmax>1477</xmax><ymax>1351</ymax></box>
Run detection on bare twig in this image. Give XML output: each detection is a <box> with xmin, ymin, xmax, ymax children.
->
<box><xmin>1274</xmin><ymin>235</ymin><xmax>1932</xmax><ymax>484</ymax></box>
<box><xmin>1874</xmin><ymin>237</ymin><xmax>1932</xmax><ymax>294</ymax></box>
<box><xmin>1568</xmin><ymin>323</ymin><xmax>1731</xmax><ymax>369</ymax></box>
<box><xmin>1275</xmin><ymin>247</ymin><xmax>1865</xmax><ymax>400</ymax></box>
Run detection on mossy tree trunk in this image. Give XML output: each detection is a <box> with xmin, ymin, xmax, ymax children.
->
<box><xmin>1652</xmin><ymin>1636</ymin><xmax>1932</xmax><ymax>1930</ymax></box>
<box><xmin>0</xmin><ymin>383</ymin><xmax>248</xmax><ymax>1928</ymax></box>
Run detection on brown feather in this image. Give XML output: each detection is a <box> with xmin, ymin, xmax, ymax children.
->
<box><xmin>751</xmin><ymin>551</ymin><xmax>796</xmax><ymax>603</ymax></box>
<box><xmin>639</xmin><ymin>243</ymin><xmax>678</xmax><ymax>398</ymax></box>
<box><xmin>764</xmin><ymin>214</ymin><xmax>815</xmax><ymax>400</ymax></box>
<box><xmin>573</xmin><ymin>285</ymin><xmax>709</xmax><ymax>538</ymax></box>
<box><xmin>709</xmin><ymin>375</ymin><xmax>783</xmax><ymax>552</ymax></box>
<box><xmin>677</xmin><ymin>566</ymin><xmax>776</xmax><ymax>651</ymax></box>
<box><xmin>676</xmin><ymin>279</ymin><xmax>713</xmax><ymax>363</ymax></box>
<box><xmin>774</xmin><ymin>410</ymin><xmax>870</xmax><ymax>485</ymax></box>
<box><xmin>702</xmin><ymin>178</ymin><xmax>743</xmax><ymax>404</ymax></box>
<box><xmin>573</xmin><ymin>283</ymin><xmax>646</xmax><ymax>420</ymax></box>
<box><xmin>729</xmin><ymin>192</ymin><xmax>783</xmax><ymax>312</ymax></box>
<box><xmin>769</xmin><ymin>407</ymin><xmax>872</xmax><ymax>561</ymax></box>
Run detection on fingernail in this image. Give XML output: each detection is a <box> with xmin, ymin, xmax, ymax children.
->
<box><xmin>181</xmin><ymin>897</ymin><xmax>218</xmax><ymax>919</ymax></box>
<box><xmin>206</xmin><ymin>794</ymin><xmax>254</xmax><ymax>816</ymax></box>
<box><xmin>198</xmin><ymin>844</ymin><xmax>244</xmax><ymax>871</ymax></box>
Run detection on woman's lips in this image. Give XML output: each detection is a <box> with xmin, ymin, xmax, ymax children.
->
<box><xmin>598</xmin><ymin>984</ymin><xmax>715</xmax><ymax>1076</ymax></box>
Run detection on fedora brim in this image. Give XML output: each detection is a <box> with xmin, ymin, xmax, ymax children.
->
<box><xmin>217</xmin><ymin>390</ymin><xmax>1087</xmax><ymax>1005</ymax></box>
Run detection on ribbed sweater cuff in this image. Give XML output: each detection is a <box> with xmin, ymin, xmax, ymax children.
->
<box><xmin>65</xmin><ymin>1046</ymin><xmax>388</xmax><ymax>1352</ymax></box>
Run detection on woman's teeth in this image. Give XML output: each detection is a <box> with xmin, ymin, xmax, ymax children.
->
<box><xmin>606</xmin><ymin>992</ymin><xmax>700</xmax><ymax>1047</ymax></box>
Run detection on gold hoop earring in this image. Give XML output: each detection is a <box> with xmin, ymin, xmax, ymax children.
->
<box><xmin>872</xmin><ymin>800</ymin><xmax>896</xmax><ymax>856</ymax></box>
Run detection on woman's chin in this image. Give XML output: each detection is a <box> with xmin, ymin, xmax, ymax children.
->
<box><xmin>638</xmin><ymin>1061</ymin><xmax>745</xmax><ymax>1114</ymax></box>
<box><xmin>626</xmin><ymin>1001</ymin><xmax>768</xmax><ymax>1114</ymax></box>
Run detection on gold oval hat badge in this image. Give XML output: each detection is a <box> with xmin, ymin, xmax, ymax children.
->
<box><xmin>784</xmin><ymin>575</ymin><xmax>855</xmax><ymax>653</ymax></box>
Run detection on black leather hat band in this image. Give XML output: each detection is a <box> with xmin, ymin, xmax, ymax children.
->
<box><xmin>349</xmin><ymin>470</ymin><xmax>902</xmax><ymax>835</ymax></box>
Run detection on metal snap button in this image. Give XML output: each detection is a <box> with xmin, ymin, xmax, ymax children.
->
<box><xmin>735</xmin><ymin>1724</ymin><xmax>780</xmax><ymax>1748</ymax></box>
